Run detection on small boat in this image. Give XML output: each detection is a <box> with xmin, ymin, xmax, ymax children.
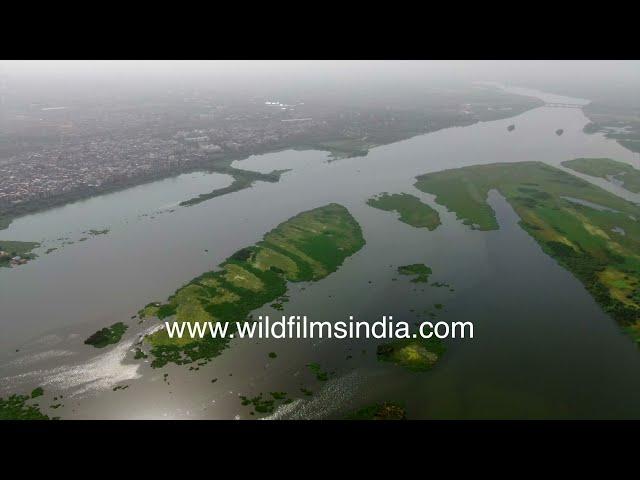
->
<box><xmin>556</xmin><ymin>129</ymin><xmax>564</xmax><ymax>136</ymax></box>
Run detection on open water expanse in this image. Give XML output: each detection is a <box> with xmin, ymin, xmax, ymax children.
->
<box><xmin>2</xmin><ymin>86</ymin><xmax>640</xmax><ymax>419</ymax></box>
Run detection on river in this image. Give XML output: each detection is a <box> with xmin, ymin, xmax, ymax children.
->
<box><xmin>1</xmin><ymin>86</ymin><xmax>640</xmax><ymax>419</ymax></box>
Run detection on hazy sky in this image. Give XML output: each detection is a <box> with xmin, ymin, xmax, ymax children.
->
<box><xmin>1</xmin><ymin>60</ymin><xmax>639</xmax><ymax>104</ymax></box>
<box><xmin>2</xmin><ymin>60</ymin><xmax>639</xmax><ymax>81</ymax></box>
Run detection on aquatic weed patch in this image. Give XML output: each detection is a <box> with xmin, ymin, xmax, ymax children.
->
<box><xmin>397</xmin><ymin>264</ymin><xmax>433</xmax><ymax>283</ymax></box>
<box><xmin>84</xmin><ymin>322</ymin><xmax>128</xmax><ymax>348</ymax></box>
<box><xmin>376</xmin><ymin>337</ymin><xmax>445</xmax><ymax>372</ymax></box>
<box><xmin>346</xmin><ymin>402</ymin><xmax>406</xmax><ymax>420</ymax></box>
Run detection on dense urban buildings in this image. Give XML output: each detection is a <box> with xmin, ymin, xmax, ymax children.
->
<box><xmin>0</xmin><ymin>86</ymin><xmax>540</xmax><ymax>220</ymax></box>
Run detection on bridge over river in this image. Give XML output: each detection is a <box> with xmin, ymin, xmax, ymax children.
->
<box><xmin>543</xmin><ymin>103</ymin><xmax>585</xmax><ymax>109</ymax></box>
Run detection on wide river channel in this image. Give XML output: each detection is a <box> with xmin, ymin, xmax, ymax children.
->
<box><xmin>2</xmin><ymin>86</ymin><xmax>640</xmax><ymax>419</ymax></box>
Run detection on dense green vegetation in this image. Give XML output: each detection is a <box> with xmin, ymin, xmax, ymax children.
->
<box><xmin>138</xmin><ymin>302</ymin><xmax>160</xmax><ymax>320</ymax></box>
<box><xmin>562</xmin><ymin>158</ymin><xmax>640</xmax><ymax>193</ymax></box>
<box><xmin>0</xmin><ymin>394</ymin><xmax>51</xmax><ymax>420</ymax></box>
<box><xmin>239</xmin><ymin>391</ymin><xmax>293</xmax><ymax>415</ymax></box>
<box><xmin>136</xmin><ymin>203</ymin><xmax>366</xmax><ymax>368</ymax></box>
<box><xmin>179</xmin><ymin>166</ymin><xmax>289</xmax><ymax>207</ymax></box>
<box><xmin>296</xmin><ymin>138</ymin><xmax>372</xmax><ymax>160</ymax></box>
<box><xmin>346</xmin><ymin>402</ymin><xmax>406</xmax><ymax>420</ymax></box>
<box><xmin>0</xmin><ymin>240</ymin><xmax>39</xmax><ymax>268</ymax></box>
<box><xmin>415</xmin><ymin>161</ymin><xmax>640</xmax><ymax>344</ymax></box>
<box><xmin>31</xmin><ymin>387</ymin><xmax>44</xmax><ymax>398</ymax></box>
<box><xmin>84</xmin><ymin>322</ymin><xmax>128</xmax><ymax>348</ymax></box>
<box><xmin>376</xmin><ymin>337</ymin><xmax>445</xmax><ymax>371</ymax></box>
<box><xmin>397</xmin><ymin>263</ymin><xmax>433</xmax><ymax>283</ymax></box>
<box><xmin>367</xmin><ymin>192</ymin><xmax>441</xmax><ymax>230</ymax></box>
<box><xmin>583</xmin><ymin>102</ymin><xmax>640</xmax><ymax>154</ymax></box>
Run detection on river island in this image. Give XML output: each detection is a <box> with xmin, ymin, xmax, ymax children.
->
<box><xmin>135</xmin><ymin>203</ymin><xmax>366</xmax><ymax>367</ymax></box>
<box><xmin>367</xmin><ymin>193</ymin><xmax>441</xmax><ymax>230</ymax></box>
<box><xmin>415</xmin><ymin>161</ymin><xmax>640</xmax><ymax>344</ymax></box>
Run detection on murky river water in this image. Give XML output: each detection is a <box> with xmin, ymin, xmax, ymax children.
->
<box><xmin>2</xmin><ymin>86</ymin><xmax>640</xmax><ymax>419</ymax></box>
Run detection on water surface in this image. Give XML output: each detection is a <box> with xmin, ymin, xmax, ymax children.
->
<box><xmin>2</xmin><ymin>86</ymin><xmax>640</xmax><ymax>419</ymax></box>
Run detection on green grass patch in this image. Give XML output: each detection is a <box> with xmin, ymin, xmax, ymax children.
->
<box><xmin>31</xmin><ymin>387</ymin><xmax>44</xmax><ymax>399</ymax></box>
<box><xmin>136</xmin><ymin>203</ymin><xmax>365</xmax><ymax>368</ymax></box>
<box><xmin>377</xmin><ymin>337</ymin><xmax>445</xmax><ymax>371</ymax></box>
<box><xmin>180</xmin><ymin>167</ymin><xmax>289</xmax><ymax>207</ymax></box>
<box><xmin>367</xmin><ymin>192</ymin><xmax>441</xmax><ymax>230</ymax></box>
<box><xmin>562</xmin><ymin>158</ymin><xmax>640</xmax><ymax>193</ymax></box>
<box><xmin>415</xmin><ymin>161</ymin><xmax>640</xmax><ymax>343</ymax></box>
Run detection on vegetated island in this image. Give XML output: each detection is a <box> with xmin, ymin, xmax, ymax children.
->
<box><xmin>135</xmin><ymin>203</ymin><xmax>366</xmax><ymax>368</ymax></box>
<box><xmin>345</xmin><ymin>402</ymin><xmax>407</xmax><ymax>420</ymax></box>
<box><xmin>562</xmin><ymin>158</ymin><xmax>640</xmax><ymax>194</ymax></box>
<box><xmin>377</xmin><ymin>337</ymin><xmax>446</xmax><ymax>371</ymax></box>
<box><xmin>84</xmin><ymin>322</ymin><xmax>128</xmax><ymax>348</ymax></box>
<box><xmin>582</xmin><ymin>102</ymin><xmax>640</xmax><ymax>154</ymax></box>
<box><xmin>294</xmin><ymin>138</ymin><xmax>371</xmax><ymax>161</ymax></box>
<box><xmin>397</xmin><ymin>263</ymin><xmax>433</xmax><ymax>283</ymax></box>
<box><xmin>367</xmin><ymin>192</ymin><xmax>441</xmax><ymax>230</ymax></box>
<box><xmin>0</xmin><ymin>240</ymin><xmax>39</xmax><ymax>268</ymax></box>
<box><xmin>179</xmin><ymin>166</ymin><xmax>290</xmax><ymax>207</ymax></box>
<box><xmin>415</xmin><ymin>161</ymin><xmax>640</xmax><ymax>344</ymax></box>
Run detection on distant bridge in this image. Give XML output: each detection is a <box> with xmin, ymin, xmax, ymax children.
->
<box><xmin>543</xmin><ymin>103</ymin><xmax>584</xmax><ymax>109</ymax></box>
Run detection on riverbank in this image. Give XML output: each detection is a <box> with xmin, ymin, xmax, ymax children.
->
<box><xmin>0</xmin><ymin>89</ymin><xmax>543</xmax><ymax>233</ymax></box>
